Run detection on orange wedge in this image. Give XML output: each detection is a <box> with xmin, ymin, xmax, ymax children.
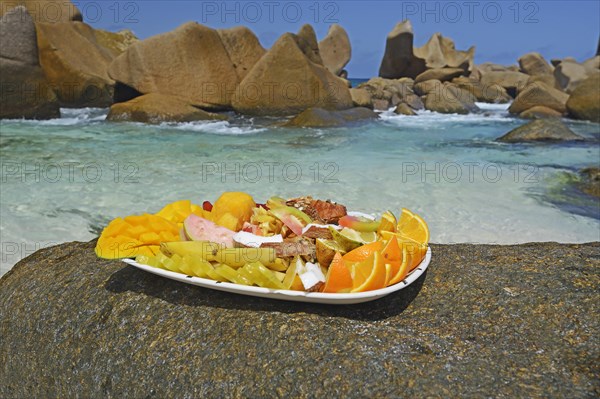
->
<box><xmin>350</xmin><ymin>251</ymin><xmax>387</xmax><ymax>292</ymax></box>
<box><xmin>342</xmin><ymin>241</ymin><xmax>383</xmax><ymax>263</ymax></box>
<box><xmin>322</xmin><ymin>253</ymin><xmax>353</xmax><ymax>293</ymax></box>
<box><xmin>381</xmin><ymin>236</ymin><xmax>401</xmax><ymax>285</ymax></box>
<box><xmin>396</xmin><ymin>208</ymin><xmax>429</xmax><ymax>244</ymax></box>
<box><xmin>381</xmin><ymin>231</ymin><xmax>428</xmax><ymax>273</ymax></box>
<box><xmin>387</xmin><ymin>244</ymin><xmax>411</xmax><ymax>285</ymax></box>
<box><xmin>377</xmin><ymin>210</ymin><xmax>397</xmax><ymax>236</ymax></box>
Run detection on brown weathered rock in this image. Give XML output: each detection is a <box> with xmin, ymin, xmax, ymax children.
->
<box><xmin>218</xmin><ymin>26</ymin><xmax>266</xmax><ymax>80</ymax></box>
<box><xmin>318</xmin><ymin>24</ymin><xmax>351</xmax><ymax>76</ymax></box>
<box><xmin>526</xmin><ymin>74</ymin><xmax>560</xmax><ymax>90</ymax></box>
<box><xmin>480</xmin><ymin>71</ymin><xmax>530</xmax><ymax>97</ymax></box>
<box><xmin>232</xmin><ymin>32</ymin><xmax>352</xmax><ymax>116</ymax></box>
<box><xmin>0</xmin><ymin>6</ymin><xmax>59</xmax><ymax>119</ymax></box>
<box><xmin>378</xmin><ymin>20</ymin><xmax>424</xmax><ymax>79</ymax></box>
<box><xmin>372</xmin><ymin>99</ymin><xmax>390</xmax><ymax>111</ymax></box>
<box><xmin>413</xmin><ymin>33</ymin><xmax>475</xmax><ymax>72</ymax></box>
<box><xmin>106</xmin><ymin>93</ymin><xmax>227</xmax><ymax>124</ymax></box>
<box><xmin>518</xmin><ymin>52</ymin><xmax>553</xmax><ymax>76</ymax></box>
<box><xmin>349</xmin><ymin>88</ymin><xmax>373</xmax><ymax>109</ymax></box>
<box><xmin>393</xmin><ymin>103</ymin><xmax>417</xmax><ymax>115</ymax></box>
<box><xmin>452</xmin><ymin>77</ymin><xmax>511</xmax><ymax>103</ymax></box>
<box><xmin>424</xmin><ymin>83</ymin><xmax>479</xmax><ymax>114</ymax></box>
<box><xmin>283</xmin><ymin>107</ymin><xmax>377</xmax><ymax>127</ymax></box>
<box><xmin>415</xmin><ymin>67</ymin><xmax>464</xmax><ymax>83</ymax></box>
<box><xmin>518</xmin><ymin>106</ymin><xmax>561</xmax><ymax>120</ymax></box>
<box><xmin>357</xmin><ymin>77</ymin><xmax>422</xmax><ymax>110</ymax></box>
<box><xmin>93</xmin><ymin>29</ymin><xmax>138</xmax><ymax>57</ymax></box>
<box><xmin>582</xmin><ymin>55</ymin><xmax>600</xmax><ymax>73</ymax></box>
<box><xmin>294</xmin><ymin>24</ymin><xmax>323</xmax><ymax>65</ymax></box>
<box><xmin>508</xmin><ymin>82</ymin><xmax>569</xmax><ymax>115</ymax></box>
<box><xmin>566</xmin><ymin>73</ymin><xmax>600</xmax><ymax>123</ymax></box>
<box><xmin>413</xmin><ymin>79</ymin><xmax>442</xmax><ymax>96</ymax></box>
<box><xmin>0</xmin><ymin>0</ymin><xmax>81</xmax><ymax>22</ymax></box>
<box><xmin>478</xmin><ymin>63</ymin><xmax>518</xmax><ymax>73</ymax></box>
<box><xmin>554</xmin><ymin>60</ymin><xmax>591</xmax><ymax>93</ymax></box>
<box><xmin>497</xmin><ymin>119</ymin><xmax>585</xmax><ymax>142</ymax></box>
<box><xmin>519</xmin><ymin>105</ymin><xmax>562</xmax><ymax>119</ymax></box>
<box><xmin>36</xmin><ymin>21</ymin><xmax>115</xmax><ymax>107</ymax></box>
<box><xmin>109</xmin><ymin>22</ymin><xmax>239</xmax><ymax>110</ymax></box>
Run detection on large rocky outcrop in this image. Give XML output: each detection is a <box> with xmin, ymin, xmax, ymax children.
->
<box><xmin>318</xmin><ymin>24</ymin><xmax>351</xmax><ymax>76</ymax></box>
<box><xmin>414</xmin><ymin>67</ymin><xmax>464</xmax><ymax>83</ymax></box>
<box><xmin>554</xmin><ymin>60</ymin><xmax>593</xmax><ymax>93</ymax></box>
<box><xmin>480</xmin><ymin>71</ymin><xmax>530</xmax><ymax>97</ymax></box>
<box><xmin>518</xmin><ymin>52</ymin><xmax>553</xmax><ymax>76</ymax></box>
<box><xmin>349</xmin><ymin>88</ymin><xmax>373</xmax><ymax>109</ymax></box>
<box><xmin>379</xmin><ymin>21</ymin><xmax>473</xmax><ymax>79</ymax></box>
<box><xmin>379</xmin><ymin>20</ymin><xmax>424</xmax><ymax>79</ymax></box>
<box><xmin>93</xmin><ymin>29</ymin><xmax>138</xmax><ymax>57</ymax></box>
<box><xmin>508</xmin><ymin>82</ymin><xmax>569</xmax><ymax>115</ymax></box>
<box><xmin>452</xmin><ymin>77</ymin><xmax>511</xmax><ymax>103</ymax></box>
<box><xmin>217</xmin><ymin>26</ymin><xmax>266</xmax><ymax>80</ymax></box>
<box><xmin>413</xmin><ymin>33</ymin><xmax>474</xmax><ymax>73</ymax></box>
<box><xmin>109</xmin><ymin>22</ymin><xmax>239</xmax><ymax>110</ymax></box>
<box><xmin>294</xmin><ymin>24</ymin><xmax>323</xmax><ymax>65</ymax></box>
<box><xmin>231</xmin><ymin>30</ymin><xmax>353</xmax><ymax>116</ymax></box>
<box><xmin>566</xmin><ymin>73</ymin><xmax>600</xmax><ymax>123</ymax></box>
<box><xmin>423</xmin><ymin>82</ymin><xmax>479</xmax><ymax>114</ymax></box>
<box><xmin>357</xmin><ymin>77</ymin><xmax>422</xmax><ymax>111</ymax></box>
<box><xmin>1</xmin><ymin>240</ymin><xmax>598</xmax><ymax>398</ymax></box>
<box><xmin>107</xmin><ymin>93</ymin><xmax>228</xmax><ymax>124</ymax></box>
<box><xmin>36</xmin><ymin>21</ymin><xmax>115</xmax><ymax>107</ymax></box>
<box><xmin>497</xmin><ymin>119</ymin><xmax>585</xmax><ymax>142</ymax></box>
<box><xmin>0</xmin><ymin>6</ymin><xmax>59</xmax><ymax>119</ymax></box>
<box><xmin>0</xmin><ymin>0</ymin><xmax>82</xmax><ymax>22</ymax></box>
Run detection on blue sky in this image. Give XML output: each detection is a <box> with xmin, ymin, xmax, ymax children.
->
<box><xmin>78</xmin><ymin>0</ymin><xmax>600</xmax><ymax>78</ymax></box>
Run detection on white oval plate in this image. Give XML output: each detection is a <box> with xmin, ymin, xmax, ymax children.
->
<box><xmin>122</xmin><ymin>247</ymin><xmax>431</xmax><ymax>305</ymax></box>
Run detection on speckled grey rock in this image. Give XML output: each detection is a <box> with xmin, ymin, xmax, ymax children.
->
<box><xmin>1</xmin><ymin>240</ymin><xmax>599</xmax><ymax>398</ymax></box>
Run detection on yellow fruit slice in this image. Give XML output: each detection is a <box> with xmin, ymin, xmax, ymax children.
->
<box><xmin>212</xmin><ymin>192</ymin><xmax>256</xmax><ymax>231</ymax></box>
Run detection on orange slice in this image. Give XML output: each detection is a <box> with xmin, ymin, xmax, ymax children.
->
<box><xmin>377</xmin><ymin>210</ymin><xmax>397</xmax><ymax>236</ymax></box>
<box><xmin>381</xmin><ymin>236</ymin><xmax>401</xmax><ymax>285</ymax></box>
<box><xmin>342</xmin><ymin>241</ymin><xmax>383</xmax><ymax>263</ymax></box>
<box><xmin>350</xmin><ymin>251</ymin><xmax>387</xmax><ymax>293</ymax></box>
<box><xmin>396</xmin><ymin>208</ymin><xmax>429</xmax><ymax>244</ymax></box>
<box><xmin>387</xmin><ymin>244</ymin><xmax>411</xmax><ymax>285</ymax></box>
<box><xmin>322</xmin><ymin>253</ymin><xmax>353</xmax><ymax>293</ymax></box>
<box><xmin>381</xmin><ymin>232</ymin><xmax>428</xmax><ymax>273</ymax></box>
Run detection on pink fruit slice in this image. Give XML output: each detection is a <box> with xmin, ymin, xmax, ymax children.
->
<box><xmin>183</xmin><ymin>214</ymin><xmax>235</xmax><ymax>248</ymax></box>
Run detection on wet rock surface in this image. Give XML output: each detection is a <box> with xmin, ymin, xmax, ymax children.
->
<box><xmin>1</xmin><ymin>240</ymin><xmax>598</xmax><ymax>398</ymax></box>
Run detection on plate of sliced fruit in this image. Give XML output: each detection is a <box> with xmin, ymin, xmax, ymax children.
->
<box><xmin>96</xmin><ymin>192</ymin><xmax>431</xmax><ymax>304</ymax></box>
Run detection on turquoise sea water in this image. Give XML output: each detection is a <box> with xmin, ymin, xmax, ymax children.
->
<box><xmin>1</xmin><ymin>103</ymin><xmax>599</xmax><ymax>275</ymax></box>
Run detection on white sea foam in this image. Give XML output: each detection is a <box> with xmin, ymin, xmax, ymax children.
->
<box><xmin>165</xmin><ymin>120</ymin><xmax>267</xmax><ymax>135</ymax></box>
<box><xmin>379</xmin><ymin>102</ymin><xmax>514</xmax><ymax>127</ymax></box>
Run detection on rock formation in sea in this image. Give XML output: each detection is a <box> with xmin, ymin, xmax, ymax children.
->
<box><xmin>379</xmin><ymin>20</ymin><xmax>474</xmax><ymax>79</ymax></box>
<box><xmin>318</xmin><ymin>24</ymin><xmax>352</xmax><ymax>76</ymax></box>
<box><xmin>0</xmin><ymin>6</ymin><xmax>59</xmax><ymax>119</ymax></box>
<box><xmin>231</xmin><ymin>25</ymin><xmax>353</xmax><ymax>116</ymax></box>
